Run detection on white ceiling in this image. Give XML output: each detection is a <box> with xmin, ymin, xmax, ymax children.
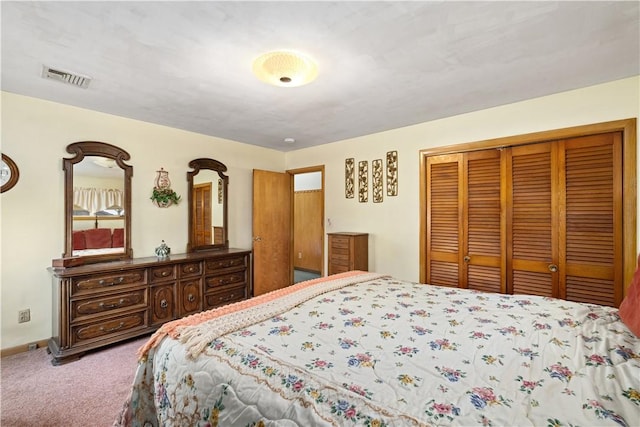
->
<box><xmin>2</xmin><ymin>1</ymin><xmax>638</xmax><ymax>152</ymax></box>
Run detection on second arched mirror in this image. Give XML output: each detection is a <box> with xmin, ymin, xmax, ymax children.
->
<box><xmin>187</xmin><ymin>158</ymin><xmax>228</xmax><ymax>252</ymax></box>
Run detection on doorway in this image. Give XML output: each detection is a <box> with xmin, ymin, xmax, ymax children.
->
<box><xmin>252</xmin><ymin>166</ymin><xmax>324</xmax><ymax>296</ymax></box>
<box><xmin>288</xmin><ymin>166</ymin><xmax>324</xmax><ymax>283</ymax></box>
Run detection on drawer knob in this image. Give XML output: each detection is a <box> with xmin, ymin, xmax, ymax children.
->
<box><xmin>162</xmin><ymin>271</ymin><xmax>169</xmax><ymax>277</ymax></box>
<box><xmin>160</xmin><ymin>299</ymin><xmax>168</xmax><ymax>308</ymax></box>
<box><xmin>187</xmin><ymin>294</ymin><xmax>196</xmax><ymax>302</ymax></box>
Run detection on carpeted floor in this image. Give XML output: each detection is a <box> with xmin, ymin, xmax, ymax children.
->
<box><xmin>0</xmin><ymin>335</ymin><xmax>149</xmax><ymax>427</ymax></box>
<box><xmin>294</xmin><ymin>269</ymin><xmax>321</xmax><ymax>283</ymax></box>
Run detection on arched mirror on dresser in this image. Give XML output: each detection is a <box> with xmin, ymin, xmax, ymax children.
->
<box><xmin>187</xmin><ymin>158</ymin><xmax>228</xmax><ymax>252</ymax></box>
<box><xmin>56</xmin><ymin>141</ymin><xmax>132</xmax><ymax>266</ymax></box>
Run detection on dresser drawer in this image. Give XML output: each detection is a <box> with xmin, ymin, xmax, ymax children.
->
<box><xmin>149</xmin><ymin>265</ymin><xmax>176</xmax><ymax>283</ymax></box>
<box><xmin>179</xmin><ymin>262</ymin><xmax>202</xmax><ymax>278</ymax></box>
<box><xmin>72</xmin><ymin>289</ymin><xmax>147</xmax><ymax>321</ymax></box>
<box><xmin>204</xmin><ymin>284</ymin><xmax>247</xmax><ymax>309</ymax></box>
<box><xmin>331</xmin><ymin>246</ymin><xmax>349</xmax><ymax>256</ymax></box>
<box><xmin>71</xmin><ymin>269</ymin><xmax>146</xmax><ymax>295</ymax></box>
<box><xmin>330</xmin><ymin>253</ymin><xmax>350</xmax><ymax>266</ymax></box>
<box><xmin>71</xmin><ymin>311</ymin><xmax>147</xmax><ymax>345</ymax></box>
<box><xmin>330</xmin><ymin>236</ymin><xmax>350</xmax><ymax>249</ymax></box>
<box><xmin>329</xmin><ymin>264</ymin><xmax>349</xmax><ymax>275</ymax></box>
<box><xmin>205</xmin><ymin>256</ymin><xmax>247</xmax><ymax>272</ymax></box>
<box><xmin>205</xmin><ymin>271</ymin><xmax>245</xmax><ymax>289</ymax></box>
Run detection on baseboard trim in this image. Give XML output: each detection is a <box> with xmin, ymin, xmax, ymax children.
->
<box><xmin>1</xmin><ymin>339</ymin><xmax>50</xmax><ymax>358</ymax></box>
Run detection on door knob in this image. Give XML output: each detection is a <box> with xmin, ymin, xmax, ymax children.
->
<box><xmin>463</xmin><ymin>256</ymin><xmax>471</xmax><ymax>263</ymax></box>
<box><xmin>548</xmin><ymin>264</ymin><xmax>558</xmax><ymax>273</ymax></box>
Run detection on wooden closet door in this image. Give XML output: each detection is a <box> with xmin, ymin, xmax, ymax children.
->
<box><xmin>507</xmin><ymin>142</ymin><xmax>559</xmax><ymax>297</ymax></box>
<box><xmin>561</xmin><ymin>132</ymin><xmax>623</xmax><ymax>306</ymax></box>
<box><xmin>507</xmin><ymin>133</ymin><xmax>622</xmax><ymax>305</ymax></box>
<box><xmin>426</xmin><ymin>154</ymin><xmax>463</xmax><ymax>287</ymax></box>
<box><xmin>426</xmin><ymin>151</ymin><xmax>504</xmax><ymax>291</ymax></box>
<box><xmin>463</xmin><ymin>150</ymin><xmax>504</xmax><ymax>293</ymax></box>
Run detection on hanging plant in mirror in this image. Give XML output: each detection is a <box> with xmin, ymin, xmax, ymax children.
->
<box><xmin>151</xmin><ymin>167</ymin><xmax>181</xmax><ymax>208</ymax></box>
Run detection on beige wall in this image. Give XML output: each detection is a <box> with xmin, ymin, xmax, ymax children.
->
<box><xmin>0</xmin><ymin>92</ymin><xmax>283</xmax><ymax>349</ymax></box>
<box><xmin>1</xmin><ymin>76</ymin><xmax>638</xmax><ymax>350</ymax></box>
<box><xmin>285</xmin><ymin>76</ymin><xmax>640</xmax><ymax>283</ymax></box>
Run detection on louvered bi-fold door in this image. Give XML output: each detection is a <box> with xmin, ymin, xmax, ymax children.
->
<box><xmin>464</xmin><ymin>150</ymin><xmax>504</xmax><ymax>293</ymax></box>
<box><xmin>426</xmin><ymin>151</ymin><xmax>504</xmax><ymax>291</ymax></box>
<box><xmin>426</xmin><ymin>154</ymin><xmax>462</xmax><ymax>287</ymax></box>
<box><xmin>507</xmin><ymin>133</ymin><xmax>623</xmax><ymax>305</ymax></box>
<box><xmin>562</xmin><ymin>133</ymin><xmax>622</xmax><ymax>306</ymax></box>
<box><xmin>507</xmin><ymin>142</ymin><xmax>558</xmax><ymax>297</ymax></box>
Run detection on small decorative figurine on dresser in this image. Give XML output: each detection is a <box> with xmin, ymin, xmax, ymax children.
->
<box><xmin>155</xmin><ymin>240</ymin><xmax>171</xmax><ymax>258</ymax></box>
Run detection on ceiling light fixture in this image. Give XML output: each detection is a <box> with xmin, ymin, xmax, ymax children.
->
<box><xmin>93</xmin><ymin>158</ymin><xmax>117</xmax><ymax>168</ymax></box>
<box><xmin>252</xmin><ymin>50</ymin><xmax>318</xmax><ymax>87</ymax></box>
<box><xmin>284</xmin><ymin>137</ymin><xmax>296</xmax><ymax>144</ymax></box>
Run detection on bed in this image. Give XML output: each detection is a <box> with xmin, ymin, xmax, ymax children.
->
<box><xmin>115</xmin><ymin>270</ymin><xmax>640</xmax><ymax>426</ymax></box>
<box><xmin>72</xmin><ymin>227</ymin><xmax>125</xmax><ymax>256</ymax></box>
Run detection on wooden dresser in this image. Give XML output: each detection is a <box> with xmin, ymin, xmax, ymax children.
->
<box><xmin>48</xmin><ymin>249</ymin><xmax>251</xmax><ymax>365</ymax></box>
<box><xmin>328</xmin><ymin>232</ymin><xmax>368</xmax><ymax>275</ymax></box>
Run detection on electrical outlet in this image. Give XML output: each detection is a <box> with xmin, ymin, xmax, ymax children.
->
<box><xmin>18</xmin><ymin>309</ymin><xmax>30</xmax><ymax>323</ymax></box>
<box><xmin>298</xmin><ymin>252</ymin><xmax>302</xmax><ymax>259</ymax></box>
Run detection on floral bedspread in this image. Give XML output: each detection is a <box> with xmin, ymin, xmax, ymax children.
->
<box><xmin>116</xmin><ymin>274</ymin><xmax>640</xmax><ymax>426</ymax></box>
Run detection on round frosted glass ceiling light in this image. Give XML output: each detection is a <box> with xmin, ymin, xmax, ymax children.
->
<box><xmin>252</xmin><ymin>50</ymin><xmax>318</xmax><ymax>87</ymax></box>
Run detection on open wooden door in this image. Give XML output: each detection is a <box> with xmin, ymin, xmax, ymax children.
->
<box><xmin>252</xmin><ymin>169</ymin><xmax>292</xmax><ymax>296</ymax></box>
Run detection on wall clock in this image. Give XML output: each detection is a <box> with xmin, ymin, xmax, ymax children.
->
<box><xmin>1</xmin><ymin>153</ymin><xmax>20</xmax><ymax>193</ymax></box>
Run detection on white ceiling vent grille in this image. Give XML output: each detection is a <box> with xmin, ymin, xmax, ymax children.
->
<box><xmin>41</xmin><ymin>65</ymin><xmax>91</xmax><ymax>88</ymax></box>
